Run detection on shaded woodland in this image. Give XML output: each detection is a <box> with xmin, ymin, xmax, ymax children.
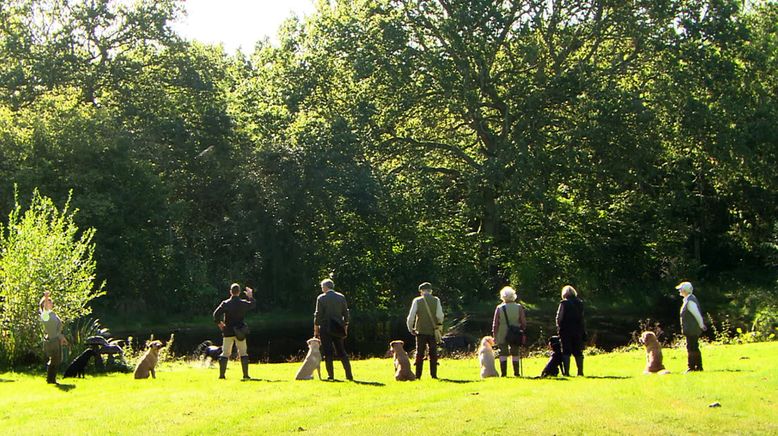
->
<box><xmin>0</xmin><ymin>0</ymin><xmax>775</xmax><ymax>325</ymax></box>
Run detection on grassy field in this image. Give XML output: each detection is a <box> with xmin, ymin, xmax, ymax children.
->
<box><xmin>1</xmin><ymin>342</ymin><xmax>776</xmax><ymax>435</ymax></box>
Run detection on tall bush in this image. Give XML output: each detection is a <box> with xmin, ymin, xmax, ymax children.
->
<box><xmin>0</xmin><ymin>189</ymin><xmax>105</xmax><ymax>366</ymax></box>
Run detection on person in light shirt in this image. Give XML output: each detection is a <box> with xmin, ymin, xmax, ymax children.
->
<box><xmin>40</xmin><ymin>291</ymin><xmax>68</xmax><ymax>384</ymax></box>
<box><xmin>676</xmin><ymin>281</ymin><xmax>707</xmax><ymax>372</ymax></box>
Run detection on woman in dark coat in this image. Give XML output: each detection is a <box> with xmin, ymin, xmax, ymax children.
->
<box><xmin>555</xmin><ymin>285</ymin><xmax>586</xmax><ymax>376</ymax></box>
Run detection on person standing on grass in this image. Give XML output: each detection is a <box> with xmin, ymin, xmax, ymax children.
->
<box><xmin>213</xmin><ymin>283</ymin><xmax>255</xmax><ymax>380</ymax></box>
<box><xmin>676</xmin><ymin>281</ymin><xmax>707</xmax><ymax>372</ymax></box>
<box><xmin>40</xmin><ymin>291</ymin><xmax>68</xmax><ymax>384</ymax></box>
<box><xmin>492</xmin><ymin>286</ymin><xmax>526</xmax><ymax>377</ymax></box>
<box><xmin>556</xmin><ymin>285</ymin><xmax>586</xmax><ymax>376</ymax></box>
<box><xmin>313</xmin><ymin>279</ymin><xmax>353</xmax><ymax>381</ymax></box>
<box><xmin>406</xmin><ymin>282</ymin><xmax>444</xmax><ymax>379</ymax></box>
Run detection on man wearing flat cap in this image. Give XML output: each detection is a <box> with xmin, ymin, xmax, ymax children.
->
<box><xmin>407</xmin><ymin>282</ymin><xmax>444</xmax><ymax>379</ymax></box>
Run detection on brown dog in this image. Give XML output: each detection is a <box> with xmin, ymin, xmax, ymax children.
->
<box><xmin>640</xmin><ymin>331</ymin><xmax>669</xmax><ymax>374</ymax></box>
<box><xmin>134</xmin><ymin>340</ymin><xmax>164</xmax><ymax>379</ymax></box>
<box><xmin>390</xmin><ymin>340</ymin><xmax>416</xmax><ymax>381</ymax></box>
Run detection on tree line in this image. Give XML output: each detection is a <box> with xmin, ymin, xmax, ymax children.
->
<box><xmin>0</xmin><ymin>0</ymin><xmax>775</xmax><ymax>325</ymax></box>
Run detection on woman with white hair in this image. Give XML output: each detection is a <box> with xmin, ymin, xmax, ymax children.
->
<box><xmin>491</xmin><ymin>286</ymin><xmax>526</xmax><ymax>377</ymax></box>
<box><xmin>677</xmin><ymin>281</ymin><xmax>707</xmax><ymax>372</ymax></box>
<box><xmin>556</xmin><ymin>285</ymin><xmax>586</xmax><ymax>376</ymax></box>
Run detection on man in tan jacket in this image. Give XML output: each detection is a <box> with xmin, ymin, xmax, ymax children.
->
<box><xmin>406</xmin><ymin>282</ymin><xmax>444</xmax><ymax>379</ymax></box>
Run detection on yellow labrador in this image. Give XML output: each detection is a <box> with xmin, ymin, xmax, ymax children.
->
<box><xmin>295</xmin><ymin>338</ymin><xmax>322</xmax><ymax>380</ymax></box>
<box><xmin>390</xmin><ymin>340</ymin><xmax>416</xmax><ymax>381</ymax></box>
<box><xmin>478</xmin><ymin>336</ymin><xmax>499</xmax><ymax>378</ymax></box>
<box><xmin>134</xmin><ymin>340</ymin><xmax>164</xmax><ymax>379</ymax></box>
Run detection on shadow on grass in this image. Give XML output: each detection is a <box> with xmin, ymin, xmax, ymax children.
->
<box><xmin>524</xmin><ymin>376</ymin><xmax>570</xmax><ymax>381</ymax></box>
<box><xmin>436</xmin><ymin>378</ymin><xmax>477</xmax><ymax>384</ymax></box>
<box><xmin>580</xmin><ymin>375</ymin><xmax>632</xmax><ymax>379</ymax></box>
<box><xmin>707</xmin><ymin>369</ymin><xmax>750</xmax><ymax>373</ymax></box>
<box><xmin>350</xmin><ymin>379</ymin><xmax>385</xmax><ymax>386</ymax></box>
<box><xmin>0</xmin><ymin>379</ymin><xmax>16</xmax><ymax>383</ymax></box>
<box><xmin>243</xmin><ymin>378</ymin><xmax>287</xmax><ymax>383</ymax></box>
<box><xmin>55</xmin><ymin>383</ymin><xmax>76</xmax><ymax>392</ymax></box>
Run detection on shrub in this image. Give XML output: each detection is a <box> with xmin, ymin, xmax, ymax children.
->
<box><xmin>0</xmin><ymin>189</ymin><xmax>105</xmax><ymax>366</ymax></box>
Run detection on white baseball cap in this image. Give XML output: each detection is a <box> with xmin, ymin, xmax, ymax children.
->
<box><xmin>675</xmin><ymin>281</ymin><xmax>693</xmax><ymax>293</ymax></box>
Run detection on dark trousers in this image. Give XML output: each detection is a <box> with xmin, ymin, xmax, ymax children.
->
<box><xmin>321</xmin><ymin>333</ymin><xmax>352</xmax><ymax>380</ymax></box>
<box><xmin>44</xmin><ymin>339</ymin><xmax>62</xmax><ymax>383</ymax></box>
<box><xmin>560</xmin><ymin>333</ymin><xmax>584</xmax><ymax>376</ymax></box>
<box><xmin>415</xmin><ymin>334</ymin><xmax>438</xmax><ymax>378</ymax></box>
<box><xmin>685</xmin><ymin>334</ymin><xmax>703</xmax><ymax>371</ymax></box>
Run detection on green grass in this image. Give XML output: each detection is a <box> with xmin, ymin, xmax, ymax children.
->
<box><xmin>2</xmin><ymin>342</ymin><xmax>776</xmax><ymax>435</ymax></box>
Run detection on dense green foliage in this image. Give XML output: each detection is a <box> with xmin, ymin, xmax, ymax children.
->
<box><xmin>1</xmin><ymin>342</ymin><xmax>776</xmax><ymax>435</ymax></box>
<box><xmin>0</xmin><ymin>189</ymin><xmax>104</xmax><ymax>365</ymax></box>
<box><xmin>0</xmin><ymin>1</ymin><xmax>775</xmax><ymax>327</ymax></box>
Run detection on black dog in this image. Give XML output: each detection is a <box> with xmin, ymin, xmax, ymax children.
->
<box><xmin>63</xmin><ymin>349</ymin><xmax>98</xmax><ymax>378</ymax></box>
<box><xmin>540</xmin><ymin>336</ymin><xmax>564</xmax><ymax>377</ymax></box>
<box><xmin>195</xmin><ymin>340</ymin><xmax>223</xmax><ymax>361</ymax></box>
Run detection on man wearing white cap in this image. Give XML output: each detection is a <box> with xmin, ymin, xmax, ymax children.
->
<box><xmin>676</xmin><ymin>281</ymin><xmax>707</xmax><ymax>372</ymax></box>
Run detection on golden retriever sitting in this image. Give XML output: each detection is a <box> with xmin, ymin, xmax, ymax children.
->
<box><xmin>640</xmin><ymin>331</ymin><xmax>669</xmax><ymax>374</ymax></box>
<box><xmin>295</xmin><ymin>338</ymin><xmax>322</xmax><ymax>380</ymax></box>
<box><xmin>134</xmin><ymin>340</ymin><xmax>164</xmax><ymax>379</ymax></box>
<box><xmin>390</xmin><ymin>340</ymin><xmax>416</xmax><ymax>381</ymax></box>
<box><xmin>478</xmin><ymin>336</ymin><xmax>499</xmax><ymax>378</ymax></box>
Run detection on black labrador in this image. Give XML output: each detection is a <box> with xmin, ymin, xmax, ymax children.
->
<box><xmin>63</xmin><ymin>349</ymin><xmax>98</xmax><ymax>378</ymax></box>
<box><xmin>540</xmin><ymin>336</ymin><xmax>564</xmax><ymax>377</ymax></box>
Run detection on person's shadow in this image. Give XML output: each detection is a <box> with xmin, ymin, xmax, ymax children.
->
<box><xmin>55</xmin><ymin>383</ymin><xmax>76</xmax><ymax>392</ymax></box>
<box><xmin>242</xmin><ymin>378</ymin><xmax>286</xmax><ymax>383</ymax></box>
<box><xmin>581</xmin><ymin>375</ymin><xmax>632</xmax><ymax>379</ymax></box>
<box><xmin>0</xmin><ymin>379</ymin><xmax>15</xmax><ymax>383</ymax></box>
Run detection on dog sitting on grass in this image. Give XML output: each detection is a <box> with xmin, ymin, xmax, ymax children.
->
<box><xmin>390</xmin><ymin>340</ymin><xmax>416</xmax><ymax>381</ymax></box>
<box><xmin>295</xmin><ymin>338</ymin><xmax>322</xmax><ymax>380</ymax></box>
<box><xmin>540</xmin><ymin>336</ymin><xmax>564</xmax><ymax>377</ymax></box>
<box><xmin>134</xmin><ymin>340</ymin><xmax>164</xmax><ymax>379</ymax></box>
<box><xmin>478</xmin><ymin>336</ymin><xmax>499</xmax><ymax>378</ymax></box>
<box><xmin>640</xmin><ymin>331</ymin><xmax>669</xmax><ymax>374</ymax></box>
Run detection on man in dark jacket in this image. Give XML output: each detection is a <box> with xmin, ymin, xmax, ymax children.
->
<box><xmin>313</xmin><ymin>279</ymin><xmax>353</xmax><ymax>381</ymax></box>
<box><xmin>213</xmin><ymin>283</ymin><xmax>256</xmax><ymax>379</ymax></box>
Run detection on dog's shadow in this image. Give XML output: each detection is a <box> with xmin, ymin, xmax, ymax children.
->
<box><xmin>436</xmin><ymin>378</ymin><xmax>477</xmax><ymax>384</ymax></box>
<box><xmin>525</xmin><ymin>376</ymin><xmax>570</xmax><ymax>381</ymax></box>
<box><xmin>55</xmin><ymin>383</ymin><xmax>76</xmax><ymax>392</ymax></box>
<box><xmin>0</xmin><ymin>379</ymin><xmax>15</xmax><ymax>383</ymax></box>
<box><xmin>350</xmin><ymin>379</ymin><xmax>385</xmax><ymax>386</ymax></box>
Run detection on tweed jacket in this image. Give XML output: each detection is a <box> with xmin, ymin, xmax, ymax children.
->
<box><xmin>314</xmin><ymin>290</ymin><xmax>350</xmax><ymax>332</ymax></box>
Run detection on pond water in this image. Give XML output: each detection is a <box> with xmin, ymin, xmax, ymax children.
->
<box><xmin>115</xmin><ymin>310</ymin><xmax>659</xmax><ymax>363</ymax></box>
